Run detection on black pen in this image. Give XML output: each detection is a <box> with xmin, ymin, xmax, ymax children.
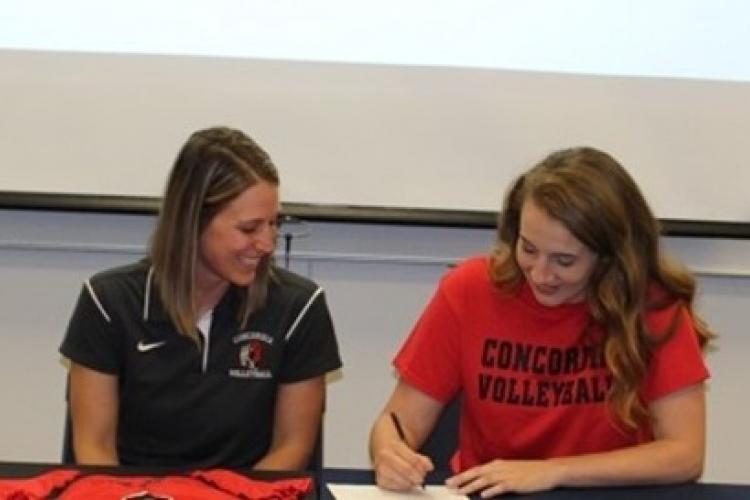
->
<box><xmin>390</xmin><ymin>411</ymin><xmax>426</xmax><ymax>489</ymax></box>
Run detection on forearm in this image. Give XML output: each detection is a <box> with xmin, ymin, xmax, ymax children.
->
<box><xmin>553</xmin><ymin>438</ymin><xmax>704</xmax><ymax>487</ymax></box>
<box><xmin>73</xmin><ymin>437</ymin><xmax>119</xmax><ymax>466</ymax></box>
<box><xmin>555</xmin><ymin>385</ymin><xmax>706</xmax><ymax>488</ymax></box>
<box><xmin>255</xmin><ymin>378</ymin><xmax>325</xmax><ymax>471</ymax></box>
<box><xmin>253</xmin><ymin>441</ymin><xmax>313</xmax><ymax>471</ymax></box>
<box><xmin>69</xmin><ymin>363</ymin><xmax>120</xmax><ymax>466</ymax></box>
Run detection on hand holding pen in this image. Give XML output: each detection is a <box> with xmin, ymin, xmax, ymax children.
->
<box><xmin>390</xmin><ymin>411</ymin><xmax>428</xmax><ymax>489</ymax></box>
<box><xmin>372</xmin><ymin>409</ymin><xmax>434</xmax><ymax>491</ymax></box>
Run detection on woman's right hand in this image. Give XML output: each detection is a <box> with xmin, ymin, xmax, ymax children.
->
<box><xmin>373</xmin><ymin>435</ymin><xmax>434</xmax><ymax>491</ymax></box>
<box><xmin>369</xmin><ymin>380</ymin><xmax>447</xmax><ymax>490</ymax></box>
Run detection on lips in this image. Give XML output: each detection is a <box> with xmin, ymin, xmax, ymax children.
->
<box><xmin>534</xmin><ymin>283</ymin><xmax>558</xmax><ymax>295</ymax></box>
<box><xmin>238</xmin><ymin>255</ymin><xmax>262</xmax><ymax>267</ymax></box>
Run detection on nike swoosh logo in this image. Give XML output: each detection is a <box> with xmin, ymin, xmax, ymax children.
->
<box><xmin>137</xmin><ymin>340</ymin><xmax>167</xmax><ymax>352</ymax></box>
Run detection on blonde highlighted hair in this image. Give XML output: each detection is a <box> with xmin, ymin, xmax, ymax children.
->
<box><xmin>490</xmin><ymin>147</ymin><xmax>714</xmax><ymax>428</ymax></box>
<box><xmin>149</xmin><ymin>126</ymin><xmax>279</xmax><ymax>342</ymax></box>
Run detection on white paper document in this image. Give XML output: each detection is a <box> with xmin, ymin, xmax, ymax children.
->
<box><xmin>327</xmin><ymin>483</ymin><xmax>468</xmax><ymax>499</ymax></box>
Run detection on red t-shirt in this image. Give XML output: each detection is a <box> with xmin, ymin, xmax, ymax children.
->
<box><xmin>395</xmin><ymin>256</ymin><xmax>709</xmax><ymax>472</ymax></box>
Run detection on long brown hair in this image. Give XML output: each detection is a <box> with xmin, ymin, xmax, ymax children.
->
<box><xmin>490</xmin><ymin>147</ymin><xmax>714</xmax><ymax>428</ymax></box>
<box><xmin>149</xmin><ymin>126</ymin><xmax>280</xmax><ymax>342</ymax></box>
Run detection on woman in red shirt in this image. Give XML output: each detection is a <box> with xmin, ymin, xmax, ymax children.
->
<box><xmin>370</xmin><ymin>147</ymin><xmax>714</xmax><ymax>497</ymax></box>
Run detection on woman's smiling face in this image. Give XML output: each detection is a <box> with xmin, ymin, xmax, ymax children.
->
<box><xmin>515</xmin><ymin>199</ymin><xmax>598</xmax><ymax>307</ymax></box>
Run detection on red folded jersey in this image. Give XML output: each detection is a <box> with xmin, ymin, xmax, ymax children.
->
<box><xmin>193</xmin><ymin>470</ymin><xmax>313</xmax><ymax>499</ymax></box>
<box><xmin>58</xmin><ymin>475</ymin><xmax>236</xmax><ymax>500</ymax></box>
<box><xmin>0</xmin><ymin>469</ymin><xmax>79</xmax><ymax>499</ymax></box>
<box><xmin>0</xmin><ymin>468</ymin><xmax>312</xmax><ymax>500</ymax></box>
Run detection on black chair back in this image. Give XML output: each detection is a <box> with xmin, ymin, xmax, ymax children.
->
<box><xmin>62</xmin><ymin>376</ymin><xmax>75</xmax><ymax>464</ymax></box>
<box><xmin>418</xmin><ymin>395</ymin><xmax>461</xmax><ymax>470</ymax></box>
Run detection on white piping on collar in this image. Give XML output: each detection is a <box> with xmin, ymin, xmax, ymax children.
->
<box><xmin>85</xmin><ymin>279</ymin><xmax>111</xmax><ymax>323</ymax></box>
<box><xmin>284</xmin><ymin>287</ymin><xmax>323</xmax><ymax>342</ymax></box>
<box><xmin>197</xmin><ymin>309</ymin><xmax>213</xmax><ymax>373</ymax></box>
<box><xmin>143</xmin><ymin>266</ymin><xmax>155</xmax><ymax>321</ymax></box>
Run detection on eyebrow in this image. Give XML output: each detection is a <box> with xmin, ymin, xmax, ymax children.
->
<box><xmin>235</xmin><ymin>217</ymin><xmax>276</xmax><ymax>228</ymax></box>
<box><xmin>519</xmin><ymin>235</ymin><xmax>579</xmax><ymax>259</ymax></box>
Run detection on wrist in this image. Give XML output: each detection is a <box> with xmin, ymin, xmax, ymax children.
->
<box><xmin>547</xmin><ymin>457</ymin><xmax>571</xmax><ymax>488</ymax></box>
<box><xmin>369</xmin><ymin>425</ymin><xmax>392</xmax><ymax>464</ymax></box>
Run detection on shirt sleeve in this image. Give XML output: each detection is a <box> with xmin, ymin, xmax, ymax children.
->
<box><xmin>394</xmin><ymin>275</ymin><xmax>463</xmax><ymax>403</ymax></box>
<box><xmin>641</xmin><ymin>302</ymin><xmax>710</xmax><ymax>403</ymax></box>
<box><xmin>59</xmin><ymin>281</ymin><xmax>122</xmax><ymax>375</ymax></box>
<box><xmin>278</xmin><ymin>289</ymin><xmax>342</xmax><ymax>383</ymax></box>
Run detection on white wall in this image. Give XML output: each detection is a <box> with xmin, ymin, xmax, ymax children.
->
<box><xmin>2</xmin><ymin>49</ymin><xmax>750</xmax><ymax>222</ymax></box>
<box><xmin>1</xmin><ymin>209</ymin><xmax>749</xmax><ymax>484</ymax></box>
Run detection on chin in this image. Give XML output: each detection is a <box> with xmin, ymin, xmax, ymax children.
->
<box><xmin>533</xmin><ymin>293</ymin><xmax>565</xmax><ymax>307</ymax></box>
<box><xmin>230</xmin><ymin>272</ymin><xmax>257</xmax><ymax>287</ymax></box>
<box><xmin>534</xmin><ymin>289</ymin><xmax>586</xmax><ymax>307</ymax></box>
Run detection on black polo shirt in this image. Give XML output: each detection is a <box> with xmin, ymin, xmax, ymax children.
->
<box><xmin>60</xmin><ymin>259</ymin><xmax>342</xmax><ymax>467</ymax></box>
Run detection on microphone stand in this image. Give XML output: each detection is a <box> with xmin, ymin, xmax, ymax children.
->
<box><xmin>279</xmin><ymin>215</ymin><xmax>310</xmax><ymax>270</ymax></box>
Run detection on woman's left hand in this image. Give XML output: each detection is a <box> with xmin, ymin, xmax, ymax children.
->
<box><xmin>445</xmin><ymin>459</ymin><xmax>565</xmax><ymax>497</ymax></box>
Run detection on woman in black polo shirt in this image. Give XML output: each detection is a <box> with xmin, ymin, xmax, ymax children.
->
<box><xmin>60</xmin><ymin>126</ymin><xmax>342</xmax><ymax>469</ymax></box>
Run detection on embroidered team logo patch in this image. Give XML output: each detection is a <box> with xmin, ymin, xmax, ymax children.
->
<box><xmin>229</xmin><ymin>331</ymin><xmax>273</xmax><ymax>379</ymax></box>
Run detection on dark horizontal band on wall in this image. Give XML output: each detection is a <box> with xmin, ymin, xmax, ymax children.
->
<box><xmin>1</xmin><ymin>191</ymin><xmax>749</xmax><ymax>239</ymax></box>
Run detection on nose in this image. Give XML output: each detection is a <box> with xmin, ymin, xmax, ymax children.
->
<box><xmin>528</xmin><ymin>258</ymin><xmax>554</xmax><ymax>284</ymax></box>
<box><xmin>253</xmin><ymin>223</ymin><xmax>277</xmax><ymax>254</ymax></box>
